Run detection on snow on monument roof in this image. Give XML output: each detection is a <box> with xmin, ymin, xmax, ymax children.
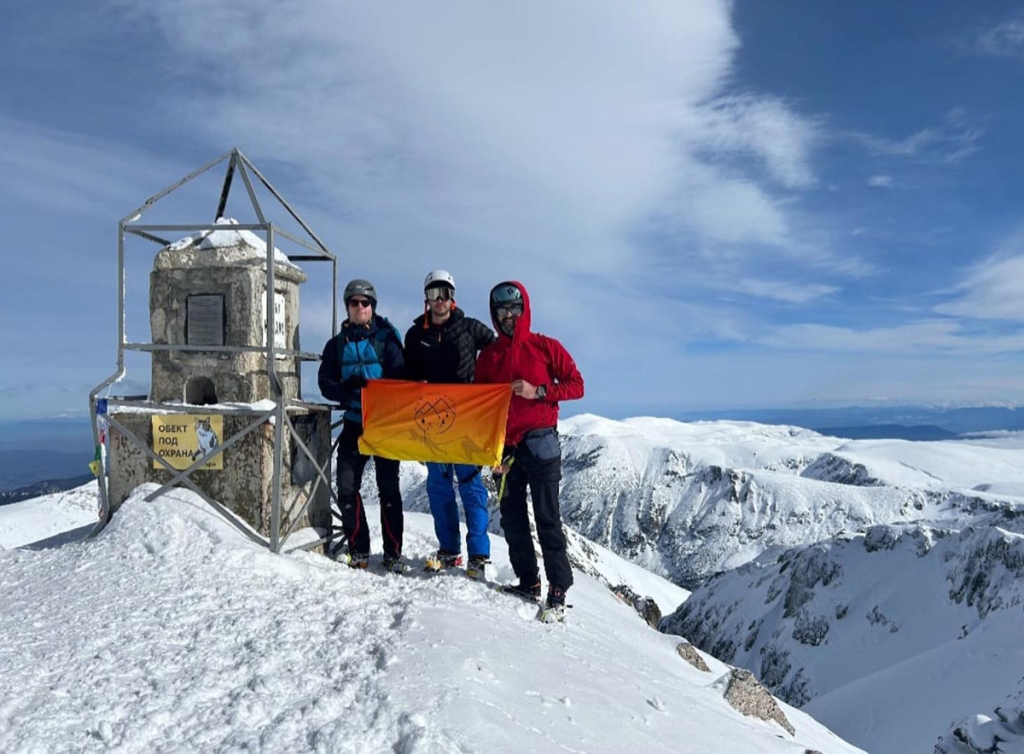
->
<box><xmin>167</xmin><ymin>217</ymin><xmax>298</xmax><ymax>268</ymax></box>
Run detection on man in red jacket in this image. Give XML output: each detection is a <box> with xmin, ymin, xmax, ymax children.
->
<box><xmin>475</xmin><ymin>281</ymin><xmax>584</xmax><ymax>621</ymax></box>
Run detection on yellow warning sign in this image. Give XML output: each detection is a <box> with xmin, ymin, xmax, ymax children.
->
<box><xmin>151</xmin><ymin>415</ymin><xmax>224</xmax><ymax>470</ymax></box>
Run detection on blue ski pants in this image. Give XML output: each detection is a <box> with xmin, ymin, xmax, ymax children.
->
<box><xmin>425</xmin><ymin>462</ymin><xmax>490</xmax><ymax>558</ymax></box>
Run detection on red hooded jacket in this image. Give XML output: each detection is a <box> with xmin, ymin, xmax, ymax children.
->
<box><xmin>474</xmin><ymin>281</ymin><xmax>584</xmax><ymax>446</ymax></box>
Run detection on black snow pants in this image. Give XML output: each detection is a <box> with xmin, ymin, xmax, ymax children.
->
<box><xmin>498</xmin><ymin>427</ymin><xmax>573</xmax><ymax>591</ymax></box>
<box><xmin>335</xmin><ymin>420</ymin><xmax>403</xmax><ymax>558</ymax></box>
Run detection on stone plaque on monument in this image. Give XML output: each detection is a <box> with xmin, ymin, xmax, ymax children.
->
<box><xmin>187</xmin><ymin>293</ymin><xmax>225</xmax><ymax>346</ymax></box>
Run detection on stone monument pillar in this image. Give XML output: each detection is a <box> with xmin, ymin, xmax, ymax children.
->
<box><xmin>106</xmin><ymin>219</ymin><xmax>332</xmax><ymax>540</ymax></box>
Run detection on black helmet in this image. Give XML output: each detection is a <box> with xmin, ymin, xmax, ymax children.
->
<box><xmin>489</xmin><ymin>282</ymin><xmax>522</xmax><ymax>308</ymax></box>
<box><xmin>343</xmin><ymin>279</ymin><xmax>377</xmax><ymax>305</ymax></box>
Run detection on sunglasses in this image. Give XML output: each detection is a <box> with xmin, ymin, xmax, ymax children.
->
<box><xmin>425</xmin><ymin>287</ymin><xmax>454</xmax><ymax>302</ymax></box>
<box><xmin>494</xmin><ymin>304</ymin><xmax>523</xmax><ymax>318</ymax></box>
<box><xmin>348</xmin><ymin>298</ymin><xmax>373</xmax><ymax>308</ymax></box>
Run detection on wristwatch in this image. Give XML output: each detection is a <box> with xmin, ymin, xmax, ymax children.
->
<box><xmin>536</xmin><ymin>384</ymin><xmax>547</xmax><ymax>400</ymax></box>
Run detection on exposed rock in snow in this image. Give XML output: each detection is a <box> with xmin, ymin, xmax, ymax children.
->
<box><xmin>719</xmin><ymin>667</ymin><xmax>795</xmax><ymax>736</ymax></box>
<box><xmin>675</xmin><ymin>641</ymin><xmax>710</xmax><ymax>673</ymax></box>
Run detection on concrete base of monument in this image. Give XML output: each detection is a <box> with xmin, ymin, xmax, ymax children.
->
<box><xmin>106</xmin><ymin>402</ymin><xmax>333</xmax><ymax>540</ymax></box>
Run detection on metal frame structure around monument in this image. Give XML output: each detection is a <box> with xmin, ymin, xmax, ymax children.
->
<box><xmin>89</xmin><ymin>148</ymin><xmax>342</xmax><ymax>554</ymax></box>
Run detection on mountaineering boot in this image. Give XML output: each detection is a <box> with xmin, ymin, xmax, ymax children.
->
<box><xmin>465</xmin><ymin>555</ymin><xmax>493</xmax><ymax>581</ymax></box>
<box><xmin>538</xmin><ymin>585</ymin><xmax>567</xmax><ymax>623</ymax></box>
<box><xmin>382</xmin><ymin>555</ymin><xmax>411</xmax><ymax>574</ymax></box>
<box><xmin>500</xmin><ymin>580</ymin><xmax>542</xmax><ymax>603</ymax></box>
<box><xmin>343</xmin><ymin>551</ymin><xmax>369</xmax><ymax>570</ymax></box>
<box><xmin>424</xmin><ymin>549</ymin><xmax>463</xmax><ymax>572</ymax></box>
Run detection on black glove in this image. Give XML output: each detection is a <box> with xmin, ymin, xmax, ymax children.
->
<box><xmin>342</xmin><ymin>374</ymin><xmax>368</xmax><ymax>391</ymax></box>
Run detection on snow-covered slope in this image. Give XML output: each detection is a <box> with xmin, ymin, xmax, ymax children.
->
<box><xmin>661</xmin><ymin>521</ymin><xmax>1024</xmax><ymax>754</ymax></box>
<box><xmin>0</xmin><ymin>484</ymin><xmax>860</xmax><ymax>753</ymax></box>
<box><xmin>0</xmin><ymin>481</ymin><xmax>99</xmax><ymax>549</ymax></box>
<box><xmin>557</xmin><ymin>415</ymin><xmax>1024</xmax><ymax>588</ymax></box>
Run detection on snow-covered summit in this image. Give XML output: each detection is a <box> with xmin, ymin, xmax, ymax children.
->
<box><xmin>0</xmin><ymin>484</ymin><xmax>861</xmax><ymax>753</ymax></box>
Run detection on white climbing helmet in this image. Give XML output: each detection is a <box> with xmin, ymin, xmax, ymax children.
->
<box><xmin>423</xmin><ymin>269</ymin><xmax>455</xmax><ymax>293</ymax></box>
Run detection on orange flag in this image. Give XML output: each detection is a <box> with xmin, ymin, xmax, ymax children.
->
<box><xmin>357</xmin><ymin>379</ymin><xmax>512</xmax><ymax>465</ymax></box>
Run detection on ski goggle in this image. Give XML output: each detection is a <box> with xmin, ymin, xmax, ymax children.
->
<box><xmin>425</xmin><ymin>286</ymin><xmax>454</xmax><ymax>302</ymax></box>
<box><xmin>494</xmin><ymin>303</ymin><xmax>524</xmax><ymax>318</ymax></box>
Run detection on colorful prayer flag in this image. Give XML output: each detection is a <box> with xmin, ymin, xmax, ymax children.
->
<box><xmin>358</xmin><ymin>380</ymin><xmax>511</xmax><ymax>466</ymax></box>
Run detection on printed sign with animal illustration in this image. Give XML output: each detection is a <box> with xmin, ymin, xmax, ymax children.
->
<box><xmin>151</xmin><ymin>414</ymin><xmax>224</xmax><ymax>470</ymax></box>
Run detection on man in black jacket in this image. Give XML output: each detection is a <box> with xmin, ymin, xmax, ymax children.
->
<box><xmin>405</xmin><ymin>270</ymin><xmax>496</xmax><ymax>576</ymax></box>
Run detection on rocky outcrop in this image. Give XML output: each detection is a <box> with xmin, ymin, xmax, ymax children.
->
<box><xmin>719</xmin><ymin>668</ymin><xmax>795</xmax><ymax>736</ymax></box>
<box><xmin>800</xmin><ymin>453</ymin><xmax>880</xmax><ymax>486</ymax></box>
<box><xmin>675</xmin><ymin>642</ymin><xmax>710</xmax><ymax>672</ymax></box>
<box><xmin>612</xmin><ymin>584</ymin><xmax>662</xmax><ymax>628</ymax></box>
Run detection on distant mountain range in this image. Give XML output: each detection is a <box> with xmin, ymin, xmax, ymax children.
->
<box><xmin>0</xmin><ymin>450</ymin><xmax>92</xmax><ymax>495</ymax></box>
<box><xmin>673</xmin><ymin>404</ymin><xmax>1024</xmax><ymax>435</ymax></box>
<box><xmin>810</xmin><ymin>424</ymin><xmax>958</xmax><ymax>441</ymax></box>
<box><xmin>0</xmin><ymin>474</ymin><xmax>95</xmax><ymax>506</ymax></box>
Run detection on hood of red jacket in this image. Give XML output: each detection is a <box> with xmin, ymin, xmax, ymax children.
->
<box><xmin>490</xmin><ymin>280</ymin><xmax>532</xmax><ymax>344</ymax></box>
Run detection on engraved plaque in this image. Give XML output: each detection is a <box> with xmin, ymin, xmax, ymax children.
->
<box><xmin>262</xmin><ymin>289</ymin><xmax>287</xmax><ymax>356</ymax></box>
<box><xmin>187</xmin><ymin>294</ymin><xmax>225</xmax><ymax>346</ymax></box>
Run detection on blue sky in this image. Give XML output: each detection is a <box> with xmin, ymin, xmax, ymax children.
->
<box><xmin>2</xmin><ymin>0</ymin><xmax>1024</xmax><ymax>422</ymax></box>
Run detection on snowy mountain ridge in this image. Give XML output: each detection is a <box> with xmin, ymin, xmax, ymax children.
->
<box><xmin>554</xmin><ymin>414</ymin><xmax>1024</xmax><ymax>588</ymax></box>
<box><xmin>0</xmin><ymin>484</ymin><xmax>860</xmax><ymax>753</ymax></box>
<box><xmin>661</xmin><ymin>521</ymin><xmax>1024</xmax><ymax>753</ymax></box>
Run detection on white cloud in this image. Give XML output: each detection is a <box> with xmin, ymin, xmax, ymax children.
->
<box><xmin>849</xmin><ymin>113</ymin><xmax>983</xmax><ymax>165</ymax></box>
<box><xmin>688</xmin><ymin>94</ymin><xmax>820</xmax><ymax>189</ymax></box>
<box><xmin>936</xmin><ymin>229</ymin><xmax>1024</xmax><ymax>321</ymax></box>
<box><xmin>0</xmin><ymin>117</ymin><xmax>181</xmax><ymax>216</ymax></box>
<box><xmin>866</xmin><ymin>175</ymin><xmax>893</xmax><ymax>188</ymax></box>
<box><xmin>103</xmin><ymin>1</ymin><xmax>836</xmax><ymax>286</ymax></box>
<box><xmin>761</xmin><ymin>319</ymin><xmax>1024</xmax><ymax>355</ymax></box>
<box><xmin>734</xmin><ymin>278</ymin><xmax>838</xmax><ymax>304</ymax></box>
<box><xmin>970</xmin><ymin>14</ymin><xmax>1024</xmax><ymax>59</ymax></box>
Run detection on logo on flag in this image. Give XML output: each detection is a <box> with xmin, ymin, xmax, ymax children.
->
<box><xmin>414</xmin><ymin>394</ymin><xmax>456</xmax><ymax>437</ymax></box>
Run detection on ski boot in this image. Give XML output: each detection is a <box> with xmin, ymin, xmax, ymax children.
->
<box><xmin>538</xmin><ymin>585</ymin><xmax>567</xmax><ymax>623</ymax></box>
<box><xmin>465</xmin><ymin>555</ymin><xmax>493</xmax><ymax>582</ymax></box>
<box><xmin>382</xmin><ymin>555</ymin><xmax>411</xmax><ymax>574</ymax></box>
<box><xmin>342</xmin><ymin>551</ymin><xmax>369</xmax><ymax>570</ymax></box>
<box><xmin>500</xmin><ymin>580</ymin><xmax>542</xmax><ymax>603</ymax></box>
<box><xmin>424</xmin><ymin>550</ymin><xmax>463</xmax><ymax>572</ymax></box>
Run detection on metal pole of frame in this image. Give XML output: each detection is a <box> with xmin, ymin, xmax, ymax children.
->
<box><xmin>267</xmin><ymin>224</ymin><xmax>284</xmax><ymax>553</ymax></box>
<box><xmin>89</xmin><ymin>224</ymin><xmax>130</xmax><ymax>526</ymax></box>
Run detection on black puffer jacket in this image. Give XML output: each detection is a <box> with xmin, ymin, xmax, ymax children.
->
<box><xmin>404</xmin><ymin>308</ymin><xmax>496</xmax><ymax>384</ymax></box>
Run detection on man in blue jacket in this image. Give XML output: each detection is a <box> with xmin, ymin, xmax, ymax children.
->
<box><xmin>318</xmin><ymin>279</ymin><xmax>406</xmax><ymax>571</ymax></box>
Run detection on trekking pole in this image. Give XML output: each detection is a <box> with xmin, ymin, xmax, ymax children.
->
<box><xmin>496</xmin><ymin>455</ymin><xmax>515</xmax><ymax>501</ymax></box>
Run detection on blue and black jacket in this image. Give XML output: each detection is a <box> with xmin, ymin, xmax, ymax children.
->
<box><xmin>318</xmin><ymin>314</ymin><xmax>405</xmax><ymax>424</ymax></box>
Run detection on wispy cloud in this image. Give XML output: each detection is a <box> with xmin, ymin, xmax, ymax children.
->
<box><xmin>936</xmin><ymin>227</ymin><xmax>1024</xmax><ymax>322</ymax></box>
<box><xmin>688</xmin><ymin>94</ymin><xmax>820</xmax><ymax>189</ymax></box>
<box><xmin>866</xmin><ymin>175</ymin><xmax>893</xmax><ymax>188</ymax></box>
<box><xmin>849</xmin><ymin>112</ymin><xmax>984</xmax><ymax>165</ymax></box>
<box><xmin>733</xmin><ymin>278</ymin><xmax>839</xmax><ymax>304</ymax></box>
<box><xmin>0</xmin><ymin>117</ymin><xmax>180</xmax><ymax>217</ymax></box>
<box><xmin>761</xmin><ymin>319</ymin><xmax>1024</xmax><ymax>355</ymax></box>
<box><xmin>965</xmin><ymin>14</ymin><xmax>1024</xmax><ymax>59</ymax></box>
